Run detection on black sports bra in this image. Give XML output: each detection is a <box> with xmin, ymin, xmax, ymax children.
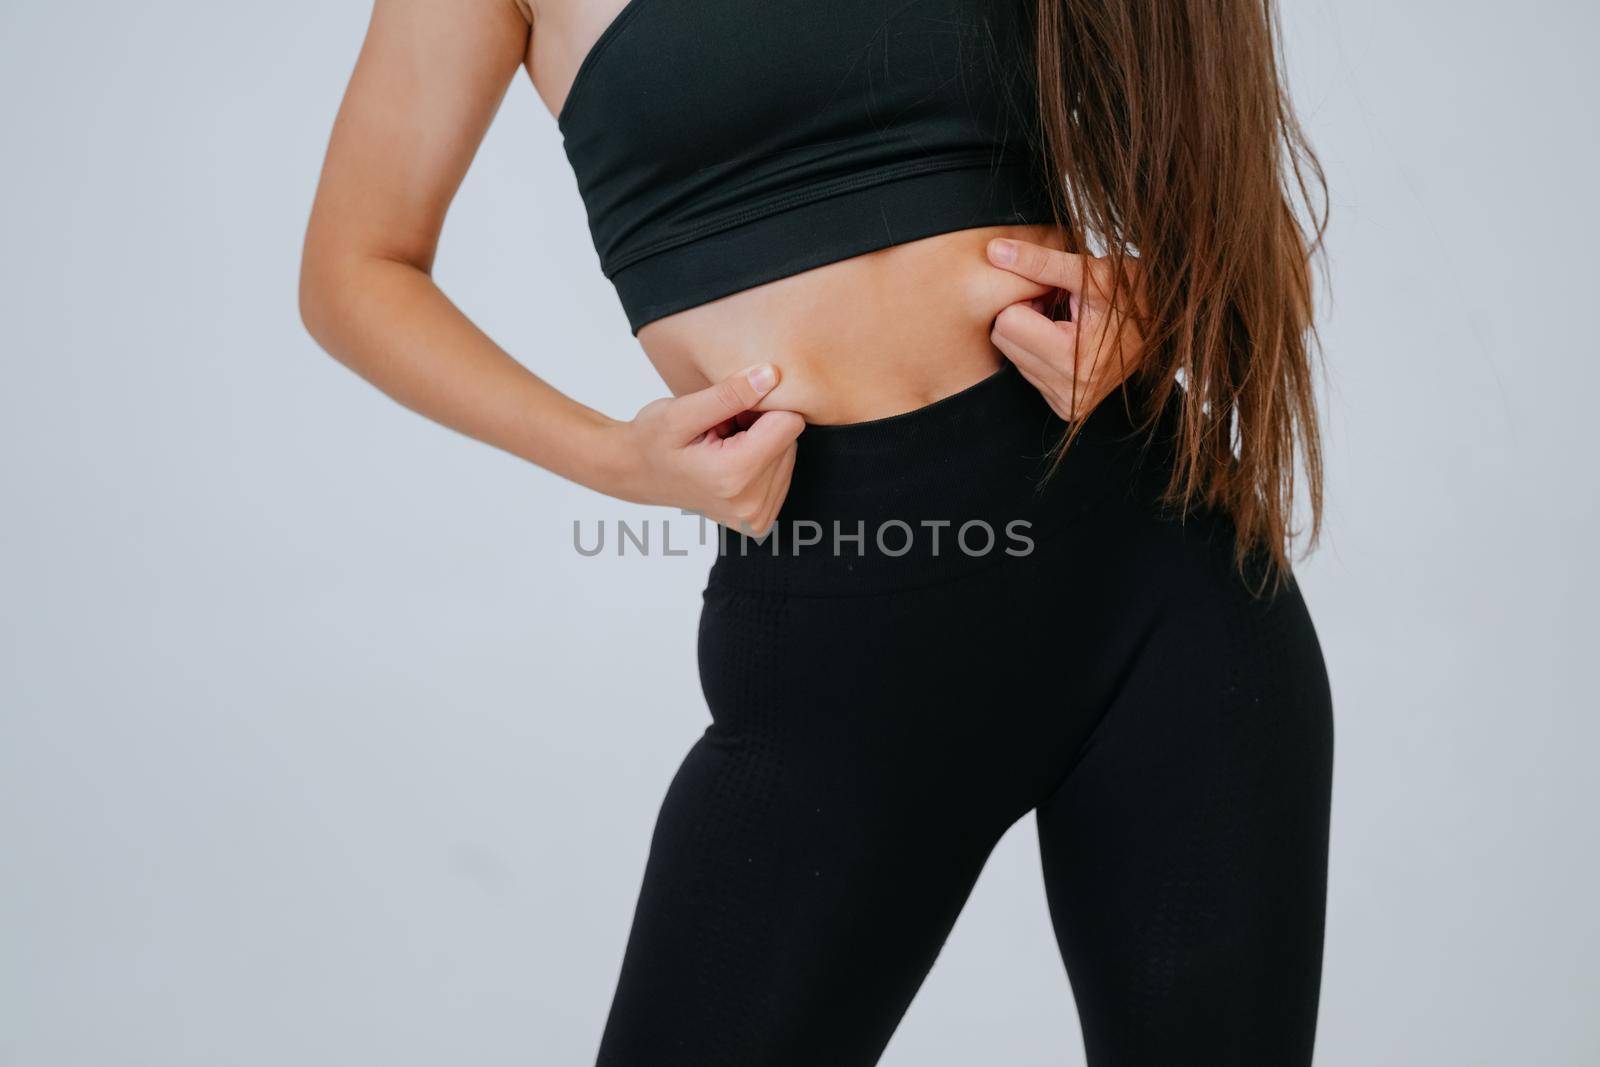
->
<box><xmin>558</xmin><ymin>0</ymin><xmax>1057</xmax><ymax>334</ymax></box>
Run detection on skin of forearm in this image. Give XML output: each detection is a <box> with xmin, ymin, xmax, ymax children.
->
<box><xmin>300</xmin><ymin>252</ymin><xmax>632</xmax><ymax>496</ymax></box>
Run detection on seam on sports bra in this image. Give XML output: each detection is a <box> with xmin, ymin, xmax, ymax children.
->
<box><xmin>556</xmin><ymin>0</ymin><xmax>660</xmax><ymax>129</ymax></box>
<box><xmin>602</xmin><ymin>148</ymin><xmax>1036</xmax><ymax>276</ymax></box>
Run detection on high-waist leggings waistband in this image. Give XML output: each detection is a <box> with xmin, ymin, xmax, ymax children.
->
<box><xmin>710</xmin><ymin>362</ymin><xmax>1184</xmax><ymax>596</ymax></box>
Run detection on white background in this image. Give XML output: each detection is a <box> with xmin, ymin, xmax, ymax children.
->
<box><xmin>2</xmin><ymin>1</ymin><xmax>1597</xmax><ymax>1064</ymax></box>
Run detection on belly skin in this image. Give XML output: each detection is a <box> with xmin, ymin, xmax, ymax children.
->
<box><xmin>636</xmin><ymin>223</ymin><xmax>1065</xmax><ymax>424</ymax></box>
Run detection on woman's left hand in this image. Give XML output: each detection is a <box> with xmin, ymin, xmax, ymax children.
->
<box><xmin>985</xmin><ymin>238</ymin><xmax>1146</xmax><ymax>422</ymax></box>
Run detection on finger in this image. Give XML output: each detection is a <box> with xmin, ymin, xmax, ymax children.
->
<box><xmin>744</xmin><ymin>445</ymin><xmax>788</xmax><ymax>534</ymax></box>
<box><xmin>991</xmin><ymin>329</ymin><xmax>1056</xmax><ymax>384</ymax></box>
<box><xmin>999</xmin><ymin>337</ymin><xmax>1097</xmax><ymax>422</ymax></box>
<box><xmin>722</xmin><ymin>409</ymin><xmax>806</xmax><ymax>482</ymax></box>
<box><xmin>748</xmin><ymin>441</ymin><xmax>797</xmax><ymax>535</ymax></box>
<box><xmin>1064</xmin><ymin>304</ymin><xmax>1136</xmax><ymax>383</ymax></box>
<box><xmin>670</xmin><ymin>364</ymin><xmax>781</xmax><ymax>440</ymax></box>
<box><xmin>992</xmin><ymin>303</ymin><xmax>1079</xmax><ymax>376</ymax></box>
<box><xmin>1001</xmin><ymin>351</ymin><xmax>1047</xmax><ymax>394</ymax></box>
<box><xmin>991</xmin><ymin>306</ymin><xmax>1094</xmax><ymax>418</ymax></box>
<box><xmin>727</xmin><ymin>438</ymin><xmax>790</xmax><ymax>535</ymax></box>
<box><xmin>987</xmin><ymin>239</ymin><xmax>1088</xmax><ymax>293</ymax></box>
<box><xmin>992</xmin><ymin>330</ymin><xmax>1085</xmax><ymax>417</ymax></box>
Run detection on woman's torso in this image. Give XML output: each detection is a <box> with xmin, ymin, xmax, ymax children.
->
<box><xmin>527</xmin><ymin>0</ymin><xmax>1059</xmax><ymax>424</ymax></box>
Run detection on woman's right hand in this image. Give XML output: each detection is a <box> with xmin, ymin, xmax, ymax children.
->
<box><xmin>607</xmin><ymin>365</ymin><xmax>805</xmax><ymax>535</ymax></box>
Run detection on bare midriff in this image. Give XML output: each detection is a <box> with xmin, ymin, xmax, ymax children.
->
<box><xmin>531</xmin><ymin>15</ymin><xmax>1063</xmax><ymax>426</ymax></box>
<box><xmin>634</xmin><ymin>223</ymin><xmax>1065</xmax><ymax>425</ymax></box>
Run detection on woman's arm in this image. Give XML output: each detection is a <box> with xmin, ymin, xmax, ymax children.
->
<box><xmin>299</xmin><ymin>0</ymin><xmax>802</xmax><ymax>531</ymax></box>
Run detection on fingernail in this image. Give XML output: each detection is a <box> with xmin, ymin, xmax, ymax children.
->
<box><xmin>747</xmin><ymin>364</ymin><xmax>777</xmax><ymax>393</ymax></box>
<box><xmin>988</xmin><ymin>239</ymin><xmax>1017</xmax><ymax>266</ymax></box>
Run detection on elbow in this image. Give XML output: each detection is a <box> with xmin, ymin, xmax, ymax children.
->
<box><xmin>298</xmin><ymin>216</ymin><xmax>367</xmax><ymax>351</ymax></box>
<box><xmin>298</xmin><ymin>237</ymin><xmax>426</xmax><ymax>351</ymax></box>
<box><xmin>297</xmin><ymin>246</ymin><xmax>339</xmax><ymax>351</ymax></box>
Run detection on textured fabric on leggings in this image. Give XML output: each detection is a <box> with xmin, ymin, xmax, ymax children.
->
<box><xmin>595</xmin><ymin>363</ymin><xmax>1334</xmax><ymax>1066</ymax></box>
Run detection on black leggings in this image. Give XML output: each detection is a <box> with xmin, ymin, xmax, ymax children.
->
<box><xmin>596</xmin><ymin>364</ymin><xmax>1334</xmax><ymax>1066</ymax></box>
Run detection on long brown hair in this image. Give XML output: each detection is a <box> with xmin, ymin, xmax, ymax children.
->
<box><xmin>1032</xmin><ymin>0</ymin><xmax>1328</xmax><ymax>590</ymax></box>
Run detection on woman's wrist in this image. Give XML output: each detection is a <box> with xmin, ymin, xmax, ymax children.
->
<box><xmin>494</xmin><ymin>381</ymin><xmax>636</xmax><ymax>500</ymax></box>
<box><xmin>578</xmin><ymin>415</ymin><xmax>647</xmax><ymax>503</ymax></box>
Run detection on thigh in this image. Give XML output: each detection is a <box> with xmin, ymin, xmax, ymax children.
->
<box><xmin>595</xmin><ymin>728</ymin><xmax>995</xmax><ymax>1067</ymax></box>
<box><xmin>1036</xmin><ymin>570</ymin><xmax>1335</xmax><ymax>1067</ymax></box>
<box><xmin>597</xmin><ymin>581</ymin><xmax>1018</xmax><ymax>1066</ymax></box>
